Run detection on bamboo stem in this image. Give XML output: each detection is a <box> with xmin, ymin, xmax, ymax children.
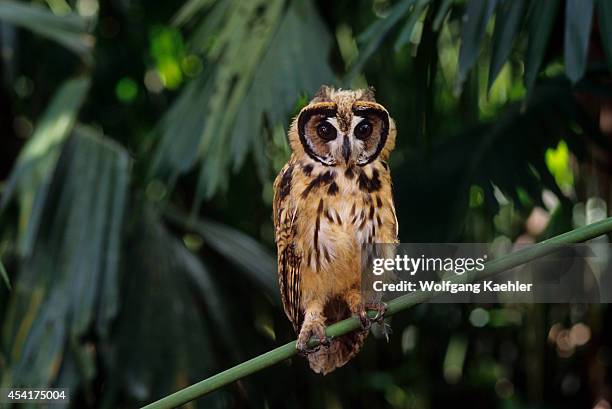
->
<box><xmin>141</xmin><ymin>216</ymin><xmax>612</xmax><ymax>409</ymax></box>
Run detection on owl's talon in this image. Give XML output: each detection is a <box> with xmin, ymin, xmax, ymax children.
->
<box><xmin>297</xmin><ymin>335</ymin><xmax>331</xmax><ymax>355</ymax></box>
<box><xmin>297</xmin><ymin>343</ymin><xmax>321</xmax><ymax>355</ymax></box>
<box><xmin>366</xmin><ymin>301</ymin><xmax>388</xmax><ymax>323</ymax></box>
<box><xmin>320</xmin><ymin>335</ymin><xmax>333</xmax><ymax>347</ymax></box>
<box><xmin>380</xmin><ymin>321</ymin><xmax>392</xmax><ymax>342</ymax></box>
<box><xmin>358</xmin><ymin>309</ymin><xmax>371</xmax><ymax>331</ymax></box>
<box><xmin>367</xmin><ymin>302</ymin><xmax>392</xmax><ymax>341</ymax></box>
<box><xmin>296</xmin><ymin>319</ymin><xmax>328</xmax><ymax>355</ymax></box>
<box><xmin>296</xmin><ymin>337</ymin><xmax>317</xmax><ymax>354</ymax></box>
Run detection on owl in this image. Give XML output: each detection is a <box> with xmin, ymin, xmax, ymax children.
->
<box><xmin>273</xmin><ymin>86</ymin><xmax>399</xmax><ymax>374</ymax></box>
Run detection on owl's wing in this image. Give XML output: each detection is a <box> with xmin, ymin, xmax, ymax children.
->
<box><xmin>273</xmin><ymin>163</ymin><xmax>302</xmax><ymax>332</ymax></box>
<box><xmin>390</xmin><ymin>197</ymin><xmax>399</xmax><ymax>241</ymax></box>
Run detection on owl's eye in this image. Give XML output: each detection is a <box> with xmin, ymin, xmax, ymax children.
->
<box><xmin>354</xmin><ymin>120</ymin><xmax>373</xmax><ymax>140</ymax></box>
<box><xmin>316</xmin><ymin>122</ymin><xmax>337</xmax><ymax>141</ymax></box>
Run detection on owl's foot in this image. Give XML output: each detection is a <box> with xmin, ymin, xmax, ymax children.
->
<box><xmin>358</xmin><ymin>308</ymin><xmax>371</xmax><ymax>331</ymax></box>
<box><xmin>296</xmin><ymin>320</ymin><xmax>330</xmax><ymax>355</ymax></box>
<box><xmin>357</xmin><ymin>302</ymin><xmax>388</xmax><ymax>332</ymax></box>
<box><xmin>367</xmin><ymin>302</ymin><xmax>391</xmax><ymax>341</ymax></box>
<box><xmin>379</xmin><ymin>321</ymin><xmax>392</xmax><ymax>342</ymax></box>
<box><xmin>366</xmin><ymin>301</ymin><xmax>388</xmax><ymax>323</ymax></box>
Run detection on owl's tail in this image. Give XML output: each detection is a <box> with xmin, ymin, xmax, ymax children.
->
<box><xmin>306</xmin><ymin>298</ymin><xmax>368</xmax><ymax>375</ymax></box>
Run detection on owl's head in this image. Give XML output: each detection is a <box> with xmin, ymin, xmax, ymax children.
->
<box><xmin>288</xmin><ymin>85</ymin><xmax>396</xmax><ymax>167</ymax></box>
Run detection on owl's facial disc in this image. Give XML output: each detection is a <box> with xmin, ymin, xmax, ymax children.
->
<box><xmin>351</xmin><ymin>102</ymin><xmax>390</xmax><ymax>166</ymax></box>
<box><xmin>297</xmin><ymin>100</ymin><xmax>389</xmax><ymax>167</ymax></box>
<box><xmin>297</xmin><ymin>103</ymin><xmax>339</xmax><ymax>166</ymax></box>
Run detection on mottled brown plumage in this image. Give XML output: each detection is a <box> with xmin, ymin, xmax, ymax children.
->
<box><xmin>273</xmin><ymin>86</ymin><xmax>398</xmax><ymax>374</ymax></box>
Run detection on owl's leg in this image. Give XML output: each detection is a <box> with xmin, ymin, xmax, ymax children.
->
<box><xmin>345</xmin><ymin>288</ymin><xmax>370</xmax><ymax>331</ymax></box>
<box><xmin>296</xmin><ymin>303</ymin><xmax>330</xmax><ymax>354</ymax></box>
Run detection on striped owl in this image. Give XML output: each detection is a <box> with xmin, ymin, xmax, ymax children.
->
<box><xmin>273</xmin><ymin>86</ymin><xmax>399</xmax><ymax>374</ymax></box>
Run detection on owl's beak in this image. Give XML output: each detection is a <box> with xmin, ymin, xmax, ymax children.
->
<box><xmin>342</xmin><ymin>135</ymin><xmax>351</xmax><ymax>163</ymax></box>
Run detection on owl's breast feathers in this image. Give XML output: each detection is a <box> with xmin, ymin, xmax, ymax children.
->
<box><xmin>273</xmin><ymin>157</ymin><xmax>398</xmax><ymax>331</ymax></box>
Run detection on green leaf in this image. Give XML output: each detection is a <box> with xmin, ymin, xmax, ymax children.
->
<box><xmin>1</xmin><ymin>77</ymin><xmax>91</xmax><ymax>256</ymax></box>
<box><xmin>172</xmin><ymin>0</ymin><xmax>216</xmax><ymax>26</ymax></box>
<box><xmin>409</xmin><ymin>79</ymin><xmax>586</xmax><ymax>238</ymax></box>
<box><xmin>524</xmin><ymin>0</ymin><xmax>560</xmax><ymax>92</ymax></box>
<box><xmin>111</xmin><ymin>208</ymin><xmax>222</xmax><ymax>407</ymax></box>
<box><xmin>197</xmin><ymin>219</ymin><xmax>278</xmax><ymax>297</ymax></box>
<box><xmin>225</xmin><ymin>0</ymin><xmax>336</xmax><ymax>177</ymax></box>
<box><xmin>346</xmin><ymin>0</ymin><xmax>415</xmax><ymax>82</ymax></box>
<box><xmin>149</xmin><ymin>73</ymin><xmax>213</xmax><ymax>182</ymax></box>
<box><xmin>598</xmin><ymin>0</ymin><xmax>612</xmax><ymax>71</ymax></box>
<box><xmin>564</xmin><ymin>0</ymin><xmax>595</xmax><ymax>82</ymax></box>
<box><xmin>193</xmin><ymin>0</ymin><xmax>285</xmax><ymax>200</ymax></box>
<box><xmin>0</xmin><ymin>260</ymin><xmax>10</xmax><ymax>290</ymax></box>
<box><xmin>0</xmin><ymin>0</ymin><xmax>94</xmax><ymax>59</ymax></box>
<box><xmin>433</xmin><ymin>0</ymin><xmax>453</xmax><ymax>31</ymax></box>
<box><xmin>488</xmin><ymin>0</ymin><xmax>526</xmax><ymax>90</ymax></box>
<box><xmin>152</xmin><ymin>0</ymin><xmax>335</xmax><ymax>203</ymax></box>
<box><xmin>394</xmin><ymin>0</ymin><xmax>430</xmax><ymax>52</ymax></box>
<box><xmin>171</xmin><ymin>237</ymin><xmax>240</xmax><ymax>354</ymax></box>
<box><xmin>457</xmin><ymin>0</ymin><xmax>497</xmax><ymax>85</ymax></box>
<box><xmin>185</xmin><ymin>1</ymin><xmax>233</xmax><ymax>55</ymax></box>
<box><xmin>164</xmin><ymin>207</ymin><xmax>279</xmax><ymax>303</ymax></box>
<box><xmin>1</xmin><ymin>127</ymin><xmax>130</xmax><ymax>388</ymax></box>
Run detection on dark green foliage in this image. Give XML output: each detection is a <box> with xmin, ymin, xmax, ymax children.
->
<box><xmin>1</xmin><ymin>127</ymin><xmax>129</xmax><ymax>391</ymax></box>
<box><xmin>150</xmin><ymin>0</ymin><xmax>335</xmax><ymax>203</ymax></box>
<box><xmin>598</xmin><ymin>0</ymin><xmax>612</xmax><ymax>71</ymax></box>
<box><xmin>524</xmin><ymin>0</ymin><xmax>560</xmax><ymax>92</ymax></box>
<box><xmin>457</xmin><ymin>0</ymin><xmax>497</xmax><ymax>85</ymax></box>
<box><xmin>0</xmin><ymin>0</ymin><xmax>94</xmax><ymax>59</ymax></box>
<box><xmin>564</xmin><ymin>0</ymin><xmax>594</xmax><ymax>82</ymax></box>
<box><xmin>488</xmin><ymin>0</ymin><xmax>525</xmax><ymax>90</ymax></box>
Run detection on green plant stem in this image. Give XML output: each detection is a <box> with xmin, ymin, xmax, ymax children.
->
<box><xmin>141</xmin><ymin>217</ymin><xmax>612</xmax><ymax>409</ymax></box>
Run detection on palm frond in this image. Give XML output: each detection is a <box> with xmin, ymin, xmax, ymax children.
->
<box><xmin>564</xmin><ymin>0</ymin><xmax>595</xmax><ymax>82</ymax></box>
<box><xmin>1</xmin><ymin>126</ymin><xmax>129</xmax><ymax>389</ymax></box>
<box><xmin>346</xmin><ymin>0</ymin><xmax>415</xmax><ymax>83</ymax></box>
<box><xmin>598</xmin><ymin>0</ymin><xmax>612</xmax><ymax>71</ymax></box>
<box><xmin>171</xmin><ymin>234</ymin><xmax>240</xmax><ymax>354</ymax></box>
<box><xmin>394</xmin><ymin>0</ymin><xmax>430</xmax><ymax>52</ymax></box>
<box><xmin>150</xmin><ymin>0</ymin><xmax>336</xmax><ymax>203</ymax></box>
<box><xmin>488</xmin><ymin>0</ymin><xmax>526</xmax><ymax>90</ymax></box>
<box><xmin>164</xmin><ymin>207</ymin><xmax>279</xmax><ymax>303</ymax></box>
<box><xmin>109</xmin><ymin>207</ymin><xmax>223</xmax><ymax>407</ymax></box>
<box><xmin>1</xmin><ymin>77</ymin><xmax>90</xmax><ymax>256</ymax></box>
<box><xmin>172</xmin><ymin>0</ymin><xmax>216</xmax><ymax>26</ymax></box>
<box><xmin>0</xmin><ymin>260</ymin><xmax>9</xmax><ymax>290</ymax></box>
<box><xmin>524</xmin><ymin>0</ymin><xmax>560</xmax><ymax>92</ymax></box>
<box><xmin>457</xmin><ymin>0</ymin><xmax>496</xmax><ymax>85</ymax></box>
<box><xmin>0</xmin><ymin>0</ymin><xmax>94</xmax><ymax>59</ymax></box>
<box><xmin>351</xmin><ymin>0</ymin><xmax>612</xmax><ymax>93</ymax></box>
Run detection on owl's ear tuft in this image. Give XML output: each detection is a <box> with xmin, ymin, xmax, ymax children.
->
<box><xmin>361</xmin><ymin>86</ymin><xmax>377</xmax><ymax>102</ymax></box>
<box><xmin>312</xmin><ymin>85</ymin><xmax>333</xmax><ymax>102</ymax></box>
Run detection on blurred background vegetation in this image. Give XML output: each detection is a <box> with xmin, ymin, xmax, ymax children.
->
<box><xmin>1</xmin><ymin>0</ymin><xmax>612</xmax><ymax>407</ymax></box>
